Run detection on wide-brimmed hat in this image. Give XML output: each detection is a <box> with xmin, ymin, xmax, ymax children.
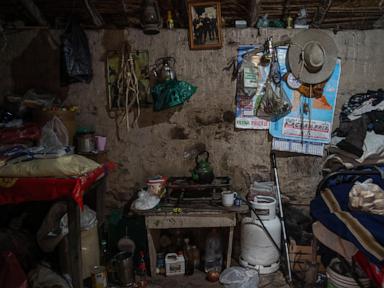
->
<box><xmin>288</xmin><ymin>30</ymin><xmax>338</xmax><ymax>85</ymax></box>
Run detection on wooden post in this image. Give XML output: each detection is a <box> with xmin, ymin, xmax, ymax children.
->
<box><xmin>249</xmin><ymin>0</ymin><xmax>261</xmax><ymax>28</ymax></box>
<box><xmin>147</xmin><ymin>228</ymin><xmax>157</xmax><ymax>277</ymax></box>
<box><xmin>226</xmin><ymin>226</ymin><xmax>234</xmax><ymax>268</ymax></box>
<box><xmin>67</xmin><ymin>199</ymin><xmax>83</xmax><ymax>288</ymax></box>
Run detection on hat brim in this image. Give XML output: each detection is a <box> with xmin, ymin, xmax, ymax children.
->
<box><xmin>288</xmin><ymin>30</ymin><xmax>338</xmax><ymax>85</ymax></box>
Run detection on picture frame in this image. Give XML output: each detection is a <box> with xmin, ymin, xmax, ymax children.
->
<box><xmin>187</xmin><ymin>1</ymin><xmax>223</xmax><ymax>50</ymax></box>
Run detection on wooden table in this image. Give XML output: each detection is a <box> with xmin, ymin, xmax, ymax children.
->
<box><xmin>0</xmin><ymin>166</ymin><xmax>108</xmax><ymax>288</ymax></box>
<box><xmin>136</xmin><ymin>205</ymin><xmax>237</xmax><ymax>276</ymax></box>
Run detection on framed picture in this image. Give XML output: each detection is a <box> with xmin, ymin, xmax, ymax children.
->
<box><xmin>188</xmin><ymin>1</ymin><xmax>222</xmax><ymax>50</ymax></box>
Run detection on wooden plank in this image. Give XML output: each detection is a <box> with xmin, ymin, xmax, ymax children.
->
<box><xmin>145</xmin><ymin>214</ymin><xmax>236</xmax><ymax>229</ymax></box>
<box><xmin>67</xmin><ymin>199</ymin><xmax>83</xmax><ymax>288</ymax></box>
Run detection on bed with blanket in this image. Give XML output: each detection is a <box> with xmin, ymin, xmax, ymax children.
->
<box><xmin>310</xmin><ymin>165</ymin><xmax>384</xmax><ymax>286</ymax></box>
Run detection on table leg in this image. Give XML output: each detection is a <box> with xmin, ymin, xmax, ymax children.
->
<box><xmin>67</xmin><ymin>199</ymin><xmax>83</xmax><ymax>288</ymax></box>
<box><xmin>95</xmin><ymin>177</ymin><xmax>106</xmax><ymax>226</ymax></box>
<box><xmin>226</xmin><ymin>226</ymin><xmax>234</xmax><ymax>269</ymax></box>
<box><xmin>147</xmin><ymin>228</ymin><xmax>157</xmax><ymax>276</ymax></box>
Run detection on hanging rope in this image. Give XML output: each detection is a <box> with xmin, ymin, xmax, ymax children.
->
<box><xmin>108</xmin><ymin>43</ymin><xmax>140</xmax><ymax>140</ymax></box>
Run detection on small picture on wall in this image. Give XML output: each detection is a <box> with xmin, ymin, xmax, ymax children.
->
<box><xmin>188</xmin><ymin>1</ymin><xmax>222</xmax><ymax>50</ymax></box>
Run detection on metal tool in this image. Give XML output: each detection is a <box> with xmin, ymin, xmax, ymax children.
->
<box><xmin>271</xmin><ymin>152</ymin><xmax>292</xmax><ymax>283</ymax></box>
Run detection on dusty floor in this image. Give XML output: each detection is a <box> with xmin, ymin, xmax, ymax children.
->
<box><xmin>147</xmin><ymin>270</ymin><xmax>290</xmax><ymax>288</ymax></box>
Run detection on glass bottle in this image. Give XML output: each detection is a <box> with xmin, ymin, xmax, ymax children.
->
<box><xmin>183</xmin><ymin>238</ymin><xmax>194</xmax><ymax>275</ymax></box>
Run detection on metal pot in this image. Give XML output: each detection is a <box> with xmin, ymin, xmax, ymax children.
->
<box><xmin>152</xmin><ymin>57</ymin><xmax>177</xmax><ymax>83</ymax></box>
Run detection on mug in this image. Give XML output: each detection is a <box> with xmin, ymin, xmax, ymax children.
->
<box><xmin>221</xmin><ymin>191</ymin><xmax>238</xmax><ymax>207</ymax></box>
<box><xmin>95</xmin><ymin>136</ymin><xmax>107</xmax><ymax>152</ymax></box>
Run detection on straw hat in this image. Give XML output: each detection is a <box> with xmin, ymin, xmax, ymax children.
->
<box><xmin>288</xmin><ymin>30</ymin><xmax>338</xmax><ymax>84</ymax></box>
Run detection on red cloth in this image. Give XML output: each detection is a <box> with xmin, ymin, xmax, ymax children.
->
<box><xmin>354</xmin><ymin>251</ymin><xmax>384</xmax><ymax>287</ymax></box>
<box><xmin>0</xmin><ymin>164</ymin><xmax>110</xmax><ymax>208</ymax></box>
<box><xmin>0</xmin><ymin>123</ymin><xmax>41</xmax><ymax>144</ymax></box>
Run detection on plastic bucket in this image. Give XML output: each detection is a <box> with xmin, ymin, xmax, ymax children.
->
<box><xmin>326</xmin><ymin>258</ymin><xmax>370</xmax><ymax>288</ymax></box>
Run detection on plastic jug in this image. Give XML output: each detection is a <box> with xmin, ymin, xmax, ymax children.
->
<box><xmin>204</xmin><ymin>228</ymin><xmax>223</xmax><ymax>272</ymax></box>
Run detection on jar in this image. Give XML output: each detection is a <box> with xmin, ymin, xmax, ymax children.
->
<box><xmin>77</xmin><ymin>132</ymin><xmax>96</xmax><ymax>153</ymax></box>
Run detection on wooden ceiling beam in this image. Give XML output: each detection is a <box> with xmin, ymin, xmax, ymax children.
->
<box><xmin>18</xmin><ymin>0</ymin><xmax>48</xmax><ymax>25</ymax></box>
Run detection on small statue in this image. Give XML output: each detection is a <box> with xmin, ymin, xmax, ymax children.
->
<box><xmin>294</xmin><ymin>8</ymin><xmax>308</xmax><ymax>26</ymax></box>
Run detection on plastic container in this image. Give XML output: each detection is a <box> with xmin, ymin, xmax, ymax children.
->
<box><xmin>204</xmin><ymin>228</ymin><xmax>223</xmax><ymax>272</ymax></box>
<box><xmin>165</xmin><ymin>253</ymin><xmax>185</xmax><ymax>276</ymax></box>
<box><xmin>326</xmin><ymin>258</ymin><xmax>370</xmax><ymax>288</ymax></box>
<box><xmin>219</xmin><ymin>267</ymin><xmax>259</xmax><ymax>288</ymax></box>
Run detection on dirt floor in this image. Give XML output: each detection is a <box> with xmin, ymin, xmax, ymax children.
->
<box><xmin>146</xmin><ymin>270</ymin><xmax>290</xmax><ymax>288</ymax></box>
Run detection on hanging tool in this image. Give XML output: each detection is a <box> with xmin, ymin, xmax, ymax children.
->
<box><xmin>271</xmin><ymin>152</ymin><xmax>293</xmax><ymax>284</ymax></box>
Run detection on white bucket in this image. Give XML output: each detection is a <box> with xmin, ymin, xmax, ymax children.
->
<box><xmin>326</xmin><ymin>258</ymin><xmax>370</xmax><ymax>288</ymax></box>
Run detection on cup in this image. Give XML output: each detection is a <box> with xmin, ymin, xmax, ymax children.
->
<box><xmin>95</xmin><ymin>136</ymin><xmax>107</xmax><ymax>152</ymax></box>
<box><xmin>221</xmin><ymin>191</ymin><xmax>238</xmax><ymax>207</ymax></box>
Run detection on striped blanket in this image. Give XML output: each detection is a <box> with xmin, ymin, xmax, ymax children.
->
<box><xmin>311</xmin><ymin>183</ymin><xmax>384</xmax><ymax>267</ymax></box>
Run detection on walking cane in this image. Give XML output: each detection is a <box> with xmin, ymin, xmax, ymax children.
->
<box><xmin>271</xmin><ymin>152</ymin><xmax>293</xmax><ymax>284</ymax></box>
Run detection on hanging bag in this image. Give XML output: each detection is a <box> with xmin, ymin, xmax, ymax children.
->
<box><xmin>257</xmin><ymin>51</ymin><xmax>292</xmax><ymax>121</ymax></box>
<box><xmin>61</xmin><ymin>18</ymin><xmax>93</xmax><ymax>84</ymax></box>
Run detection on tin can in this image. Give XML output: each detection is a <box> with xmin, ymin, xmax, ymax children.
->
<box><xmin>91</xmin><ymin>266</ymin><xmax>107</xmax><ymax>288</ymax></box>
<box><xmin>234</xmin><ymin>197</ymin><xmax>241</xmax><ymax>207</ymax></box>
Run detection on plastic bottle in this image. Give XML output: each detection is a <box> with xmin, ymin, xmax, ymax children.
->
<box><xmin>167</xmin><ymin>10</ymin><xmax>174</xmax><ymax>29</ymax></box>
<box><xmin>204</xmin><ymin>228</ymin><xmax>223</xmax><ymax>272</ymax></box>
<box><xmin>183</xmin><ymin>238</ymin><xmax>194</xmax><ymax>275</ymax></box>
<box><xmin>191</xmin><ymin>245</ymin><xmax>200</xmax><ymax>269</ymax></box>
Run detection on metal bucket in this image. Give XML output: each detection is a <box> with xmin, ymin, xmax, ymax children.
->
<box><xmin>110</xmin><ymin>251</ymin><xmax>134</xmax><ymax>285</ymax></box>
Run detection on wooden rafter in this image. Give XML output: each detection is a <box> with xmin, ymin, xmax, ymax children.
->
<box><xmin>312</xmin><ymin>0</ymin><xmax>333</xmax><ymax>28</ymax></box>
<box><xmin>249</xmin><ymin>0</ymin><xmax>261</xmax><ymax>27</ymax></box>
<box><xmin>84</xmin><ymin>0</ymin><xmax>104</xmax><ymax>27</ymax></box>
<box><xmin>282</xmin><ymin>0</ymin><xmax>291</xmax><ymax>19</ymax></box>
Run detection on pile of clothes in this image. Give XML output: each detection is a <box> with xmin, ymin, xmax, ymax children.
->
<box><xmin>323</xmin><ymin>89</ymin><xmax>384</xmax><ymax>173</ymax></box>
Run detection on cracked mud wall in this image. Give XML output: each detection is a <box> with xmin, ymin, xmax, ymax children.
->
<box><xmin>1</xmin><ymin>28</ymin><xmax>384</xmax><ymax>209</ymax></box>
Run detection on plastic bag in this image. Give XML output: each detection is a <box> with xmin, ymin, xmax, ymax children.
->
<box><xmin>152</xmin><ymin>80</ymin><xmax>196</xmax><ymax>111</ymax></box>
<box><xmin>237</xmin><ymin>54</ymin><xmax>269</xmax><ymax>105</ymax></box>
<box><xmin>61</xmin><ymin>18</ymin><xmax>92</xmax><ymax>84</ymax></box>
<box><xmin>219</xmin><ymin>267</ymin><xmax>259</xmax><ymax>288</ymax></box>
<box><xmin>60</xmin><ymin>205</ymin><xmax>98</xmax><ymax>235</ymax></box>
<box><xmin>257</xmin><ymin>80</ymin><xmax>292</xmax><ymax>121</ymax></box>
<box><xmin>40</xmin><ymin>116</ymin><xmax>69</xmax><ymax>147</ymax></box>
<box><xmin>349</xmin><ymin>179</ymin><xmax>384</xmax><ymax>215</ymax></box>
